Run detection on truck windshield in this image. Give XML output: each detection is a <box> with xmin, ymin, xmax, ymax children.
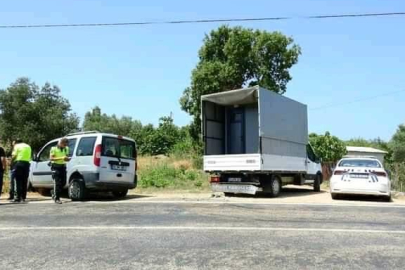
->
<box><xmin>339</xmin><ymin>159</ymin><xmax>381</xmax><ymax>168</ymax></box>
<box><xmin>102</xmin><ymin>137</ymin><xmax>136</xmax><ymax>159</ymax></box>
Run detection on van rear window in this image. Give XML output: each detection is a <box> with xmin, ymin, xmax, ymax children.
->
<box><xmin>102</xmin><ymin>137</ymin><xmax>136</xmax><ymax>159</ymax></box>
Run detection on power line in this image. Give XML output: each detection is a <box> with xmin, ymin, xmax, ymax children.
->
<box><xmin>310</xmin><ymin>89</ymin><xmax>405</xmax><ymax>110</ymax></box>
<box><xmin>0</xmin><ymin>12</ymin><xmax>404</xmax><ymax>29</ymax></box>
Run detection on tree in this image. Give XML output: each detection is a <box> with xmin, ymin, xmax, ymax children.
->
<box><xmin>0</xmin><ymin>78</ymin><xmax>79</xmax><ymax>151</ymax></box>
<box><xmin>309</xmin><ymin>132</ymin><xmax>347</xmax><ymax>163</ymax></box>
<box><xmin>83</xmin><ymin>107</ymin><xmax>184</xmax><ymax>156</ymax></box>
<box><xmin>83</xmin><ymin>106</ymin><xmax>142</xmax><ymax>136</ymax></box>
<box><xmin>391</xmin><ymin>125</ymin><xmax>405</xmax><ymax>163</ymax></box>
<box><xmin>180</xmin><ymin>25</ymin><xmax>301</xmax><ymax>139</ymax></box>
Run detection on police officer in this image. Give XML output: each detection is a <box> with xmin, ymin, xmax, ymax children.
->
<box><xmin>50</xmin><ymin>138</ymin><xmax>70</xmax><ymax>204</ymax></box>
<box><xmin>12</xmin><ymin>139</ymin><xmax>32</xmax><ymax>203</ymax></box>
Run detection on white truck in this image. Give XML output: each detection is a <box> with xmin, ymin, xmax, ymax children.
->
<box><xmin>202</xmin><ymin>86</ymin><xmax>323</xmax><ymax>197</ymax></box>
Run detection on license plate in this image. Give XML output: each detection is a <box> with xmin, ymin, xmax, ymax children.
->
<box><xmin>211</xmin><ymin>184</ymin><xmax>258</xmax><ymax>195</ymax></box>
<box><xmin>112</xmin><ymin>165</ymin><xmax>127</xmax><ymax>171</ymax></box>
<box><xmin>350</xmin><ymin>173</ymin><xmax>368</xmax><ymax>179</ymax></box>
<box><xmin>228</xmin><ymin>177</ymin><xmax>242</xmax><ymax>182</ymax></box>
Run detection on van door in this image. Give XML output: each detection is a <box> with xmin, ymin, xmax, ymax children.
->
<box><xmin>99</xmin><ymin>136</ymin><xmax>136</xmax><ymax>185</ymax></box>
<box><xmin>306</xmin><ymin>144</ymin><xmax>321</xmax><ymax>177</ymax></box>
<box><xmin>228</xmin><ymin>108</ymin><xmax>245</xmax><ymax>154</ymax></box>
<box><xmin>31</xmin><ymin>141</ymin><xmax>57</xmax><ymax>188</ymax></box>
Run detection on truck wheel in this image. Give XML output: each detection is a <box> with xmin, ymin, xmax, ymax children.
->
<box><xmin>331</xmin><ymin>193</ymin><xmax>339</xmax><ymax>200</ymax></box>
<box><xmin>112</xmin><ymin>189</ymin><xmax>128</xmax><ymax>199</ymax></box>
<box><xmin>268</xmin><ymin>176</ymin><xmax>282</xmax><ymax>198</ymax></box>
<box><xmin>313</xmin><ymin>174</ymin><xmax>321</xmax><ymax>192</ymax></box>
<box><xmin>69</xmin><ymin>179</ymin><xmax>86</xmax><ymax>201</ymax></box>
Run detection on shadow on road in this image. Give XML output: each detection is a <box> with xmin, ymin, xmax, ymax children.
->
<box><xmin>332</xmin><ymin>194</ymin><xmax>392</xmax><ymax>203</ymax></box>
<box><xmin>224</xmin><ymin>186</ymin><xmax>326</xmax><ymax>199</ymax></box>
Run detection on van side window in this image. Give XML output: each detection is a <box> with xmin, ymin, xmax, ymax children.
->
<box><xmin>38</xmin><ymin>142</ymin><xmax>58</xmax><ymax>162</ymax></box>
<box><xmin>68</xmin><ymin>139</ymin><xmax>77</xmax><ymax>157</ymax></box>
<box><xmin>76</xmin><ymin>137</ymin><xmax>97</xmax><ymax>156</ymax></box>
<box><xmin>307</xmin><ymin>145</ymin><xmax>318</xmax><ymax>163</ymax></box>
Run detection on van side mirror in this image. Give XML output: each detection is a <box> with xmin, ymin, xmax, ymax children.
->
<box><xmin>33</xmin><ymin>153</ymin><xmax>38</xmax><ymax>162</ymax></box>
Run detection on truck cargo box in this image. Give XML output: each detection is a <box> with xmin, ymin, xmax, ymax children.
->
<box><xmin>202</xmin><ymin>86</ymin><xmax>308</xmax><ymax>173</ymax></box>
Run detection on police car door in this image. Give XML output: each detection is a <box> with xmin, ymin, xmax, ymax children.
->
<box><xmin>31</xmin><ymin>141</ymin><xmax>57</xmax><ymax>188</ymax></box>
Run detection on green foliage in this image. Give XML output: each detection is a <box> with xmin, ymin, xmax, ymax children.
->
<box><xmin>309</xmin><ymin>132</ymin><xmax>347</xmax><ymax>162</ymax></box>
<box><xmin>391</xmin><ymin>125</ymin><xmax>405</xmax><ymax>163</ymax></box>
<box><xmin>0</xmin><ymin>78</ymin><xmax>79</xmax><ymax>151</ymax></box>
<box><xmin>180</xmin><ymin>25</ymin><xmax>301</xmax><ymax>139</ymax></box>
<box><xmin>83</xmin><ymin>107</ymin><xmax>189</xmax><ymax>156</ymax></box>
<box><xmin>138</xmin><ymin>161</ymin><xmax>208</xmax><ymax>190</ymax></box>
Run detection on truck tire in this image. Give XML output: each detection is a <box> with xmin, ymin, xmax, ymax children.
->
<box><xmin>268</xmin><ymin>176</ymin><xmax>282</xmax><ymax>198</ymax></box>
<box><xmin>313</xmin><ymin>174</ymin><xmax>321</xmax><ymax>192</ymax></box>
<box><xmin>69</xmin><ymin>179</ymin><xmax>86</xmax><ymax>201</ymax></box>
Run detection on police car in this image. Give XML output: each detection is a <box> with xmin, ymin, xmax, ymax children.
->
<box><xmin>29</xmin><ymin>131</ymin><xmax>137</xmax><ymax>200</ymax></box>
<box><xmin>330</xmin><ymin>156</ymin><xmax>391</xmax><ymax>201</ymax></box>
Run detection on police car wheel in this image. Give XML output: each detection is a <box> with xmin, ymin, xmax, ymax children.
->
<box><xmin>69</xmin><ymin>180</ymin><xmax>86</xmax><ymax>201</ymax></box>
<box><xmin>112</xmin><ymin>189</ymin><xmax>128</xmax><ymax>199</ymax></box>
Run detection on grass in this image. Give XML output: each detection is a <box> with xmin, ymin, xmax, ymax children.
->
<box><xmin>136</xmin><ymin>156</ymin><xmax>210</xmax><ymax>193</ymax></box>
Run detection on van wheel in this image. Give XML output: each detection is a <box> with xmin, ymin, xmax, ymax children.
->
<box><xmin>313</xmin><ymin>174</ymin><xmax>321</xmax><ymax>192</ymax></box>
<box><xmin>69</xmin><ymin>180</ymin><xmax>86</xmax><ymax>201</ymax></box>
<box><xmin>268</xmin><ymin>176</ymin><xmax>282</xmax><ymax>198</ymax></box>
<box><xmin>112</xmin><ymin>189</ymin><xmax>128</xmax><ymax>199</ymax></box>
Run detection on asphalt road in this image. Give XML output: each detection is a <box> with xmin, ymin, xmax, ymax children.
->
<box><xmin>1</xmin><ymin>199</ymin><xmax>405</xmax><ymax>270</ymax></box>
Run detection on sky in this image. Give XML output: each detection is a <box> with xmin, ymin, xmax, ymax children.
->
<box><xmin>0</xmin><ymin>0</ymin><xmax>404</xmax><ymax>141</ymax></box>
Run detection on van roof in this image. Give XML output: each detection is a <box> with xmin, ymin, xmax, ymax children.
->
<box><xmin>62</xmin><ymin>131</ymin><xmax>135</xmax><ymax>142</ymax></box>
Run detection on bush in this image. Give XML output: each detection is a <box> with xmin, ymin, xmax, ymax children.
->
<box><xmin>138</xmin><ymin>157</ymin><xmax>208</xmax><ymax>190</ymax></box>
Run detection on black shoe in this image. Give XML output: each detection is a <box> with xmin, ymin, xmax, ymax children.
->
<box><xmin>13</xmin><ymin>199</ymin><xmax>21</xmax><ymax>203</ymax></box>
<box><xmin>7</xmin><ymin>197</ymin><xmax>14</xmax><ymax>201</ymax></box>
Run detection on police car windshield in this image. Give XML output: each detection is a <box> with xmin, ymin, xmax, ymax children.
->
<box><xmin>339</xmin><ymin>159</ymin><xmax>381</xmax><ymax>168</ymax></box>
<box><xmin>102</xmin><ymin>137</ymin><xmax>136</xmax><ymax>159</ymax></box>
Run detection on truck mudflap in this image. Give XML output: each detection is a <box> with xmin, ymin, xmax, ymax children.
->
<box><xmin>211</xmin><ymin>183</ymin><xmax>262</xmax><ymax>195</ymax></box>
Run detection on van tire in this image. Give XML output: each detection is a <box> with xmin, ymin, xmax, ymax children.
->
<box><xmin>268</xmin><ymin>175</ymin><xmax>282</xmax><ymax>198</ymax></box>
<box><xmin>313</xmin><ymin>174</ymin><xmax>321</xmax><ymax>192</ymax></box>
<box><xmin>331</xmin><ymin>193</ymin><xmax>340</xmax><ymax>200</ymax></box>
<box><xmin>112</xmin><ymin>189</ymin><xmax>128</xmax><ymax>199</ymax></box>
<box><xmin>69</xmin><ymin>179</ymin><xmax>86</xmax><ymax>201</ymax></box>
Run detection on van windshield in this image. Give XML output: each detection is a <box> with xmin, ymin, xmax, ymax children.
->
<box><xmin>102</xmin><ymin>137</ymin><xmax>136</xmax><ymax>160</ymax></box>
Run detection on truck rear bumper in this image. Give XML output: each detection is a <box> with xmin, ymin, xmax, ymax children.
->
<box><xmin>211</xmin><ymin>183</ymin><xmax>263</xmax><ymax>195</ymax></box>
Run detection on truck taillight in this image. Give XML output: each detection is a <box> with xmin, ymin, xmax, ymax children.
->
<box><xmin>94</xmin><ymin>144</ymin><xmax>102</xmax><ymax>167</ymax></box>
<box><xmin>210</xmin><ymin>176</ymin><xmax>220</xmax><ymax>183</ymax></box>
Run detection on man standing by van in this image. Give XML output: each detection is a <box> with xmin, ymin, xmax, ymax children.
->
<box><xmin>50</xmin><ymin>138</ymin><xmax>70</xmax><ymax>204</ymax></box>
<box><xmin>12</xmin><ymin>139</ymin><xmax>32</xmax><ymax>203</ymax></box>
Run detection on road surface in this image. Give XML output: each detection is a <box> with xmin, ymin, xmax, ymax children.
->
<box><xmin>1</xmin><ymin>199</ymin><xmax>405</xmax><ymax>270</ymax></box>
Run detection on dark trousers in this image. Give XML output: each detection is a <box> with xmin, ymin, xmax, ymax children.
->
<box><xmin>9</xmin><ymin>169</ymin><xmax>15</xmax><ymax>199</ymax></box>
<box><xmin>15</xmin><ymin>161</ymin><xmax>30</xmax><ymax>201</ymax></box>
<box><xmin>0</xmin><ymin>171</ymin><xmax>4</xmax><ymax>198</ymax></box>
<box><xmin>52</xmin><ymin>165</ymin><xmax>66</xmax><ymax>200</ymax></box>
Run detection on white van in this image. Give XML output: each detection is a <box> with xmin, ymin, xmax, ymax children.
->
<box><xmin>29</xmin><ymin>131</ymin><xmax>137</xmax><ymax>200</ymax></box>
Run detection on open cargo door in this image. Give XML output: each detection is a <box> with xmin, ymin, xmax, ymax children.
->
<box><xmin>203</xmin><ymin>101</ymin><xmax>225</xmax><ymax>155</ymax></box>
